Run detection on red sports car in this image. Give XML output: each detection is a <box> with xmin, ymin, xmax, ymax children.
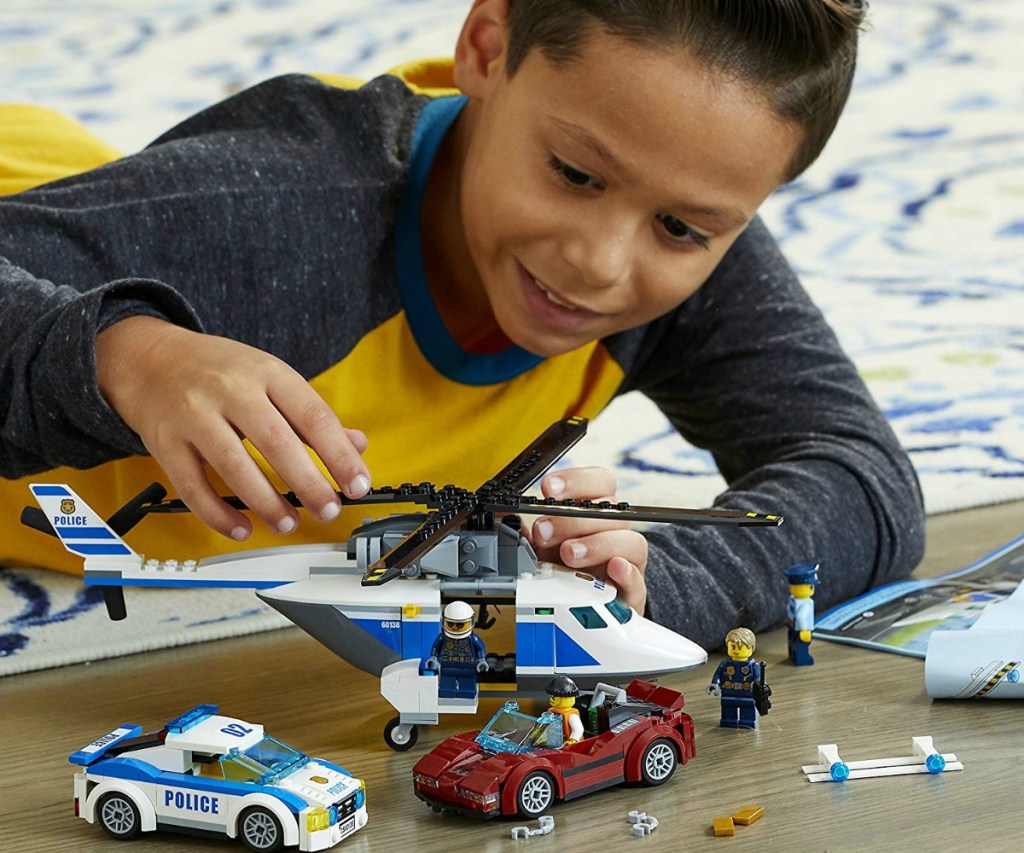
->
<box><xmin>412</xmin><ymin>679</ymin><xmax>695</xmax><ymax>818</ymax></box>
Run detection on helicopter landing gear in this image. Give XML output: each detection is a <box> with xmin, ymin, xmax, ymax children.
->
<box><xmin>384</xmin><ymin>716</ymin><xmax>419</xmax><ymax>751</ymax></box>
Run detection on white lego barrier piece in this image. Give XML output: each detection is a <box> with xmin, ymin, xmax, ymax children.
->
<box><xmin>802</xmin><ymin>736</ymin><xmax>963</xmax><ymax>782</ymax></box>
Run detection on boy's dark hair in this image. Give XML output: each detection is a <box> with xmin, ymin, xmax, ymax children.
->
<box><xmin>506</xmin><ymin>0</ymin><xmax>868</xmax><ymax>181</ymax></box>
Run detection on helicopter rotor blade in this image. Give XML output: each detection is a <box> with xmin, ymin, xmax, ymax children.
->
<box><xmin>477</xmin><ymin>416</ymin><xmax>588</xmax><ymax>497</ymax></box>
<box><xmin>361</xmin><ymin>503</ymin><xmax>475</xmax><ymax>586</ymax></box>
<box><xmin>106</xmin><ymin>483</ymin><xmax>168</xmax><ymax>535</ymax></box>
<box><xmin>141</xmin><ymin>483</ymin><xmax>442</xmax><ymax>516</ymax></box>
<box><xmin>481</xmin><ymin>497</ymin><xmax>783</xmax><ymax>527</ymax></box>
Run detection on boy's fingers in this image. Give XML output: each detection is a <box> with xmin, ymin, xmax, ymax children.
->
<box><xmin>606</xmin><ymin>557</ymin><xmax>647</xmax><ymax>615</ymax></box>
<box><xmin>268</xmin><ymin>379</ymin><xmax>371</xmax><ymax>499</ymax></box>
<box><xmin>542</xmin><ymin>466</ymin><xmax>615</xmax><ymax>500</ymax></box>
<box><xmin>531</xmin><ymin>499</ymin><xmax>630</xmax><ymax>547</ymax></box>
<box><xmin>241</xmin><ymin>404</ymin><xmax>343</xmax><ymax>524</ymax></box>
<box><xmin>195</xmin><ymin>422</ymin><xmax>300</xmax><ymax>535</ymax></box>
<box><xmin>160</xmin><ymin>446</ymin><xmax>252</xmax><ymax>541</ymax></box>
<box><xmin>344</xmin><ymin>427</ymin><xmax>369</xmax><ymax>455</ymax></box>
<box><xmin>558</xmin><ymin>528</ymin><xmax>649</xmax><ymax>575</ymax></box>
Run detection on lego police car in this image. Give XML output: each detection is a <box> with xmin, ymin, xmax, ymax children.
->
<box><xmin>70</xmin><ymin>704</ymin><xmax>367</xmax><ymax>851</ymax></box>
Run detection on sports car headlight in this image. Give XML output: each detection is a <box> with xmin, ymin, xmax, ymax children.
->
<box><xmin>307</xmin><ymin>807</ymin><xmax>330</xmax><ymax>833</ymax></box>
<box><xmin>456</xmin><ymin>787</ymin><xmax>499</xmax><ymax>808</ymax></box>
<box><xmin>413</xmin><ymin>773</ymin><xmax>440</xmax><ymax>789</ymax></box>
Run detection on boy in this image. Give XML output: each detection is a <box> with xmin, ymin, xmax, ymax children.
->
<box><xmin>0</xmin><ymin>0</ymin><xmax>924</xmax><ymax>652</ymax></box>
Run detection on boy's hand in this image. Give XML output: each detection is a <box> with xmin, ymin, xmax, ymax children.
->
<box><xmin>527</xmin><ymin>466</ymin><xmax>649</xmax><ymax>615</ymax></box>
<box><xmin>96</xmin><ymin>316</ymin><xmax>371</xmax><ymax>541</ymax></box>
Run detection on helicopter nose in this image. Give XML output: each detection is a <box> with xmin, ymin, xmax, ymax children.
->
<box><xmin>624</xmin><ymin>616</ymin><xmax>708</xmax><ymax>672</ymax></box>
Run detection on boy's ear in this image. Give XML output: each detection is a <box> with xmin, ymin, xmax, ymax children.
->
<box><xmin>453</xmin><ymin>0</ymin><xmax>511</xmax><ymax>97</ymax></box>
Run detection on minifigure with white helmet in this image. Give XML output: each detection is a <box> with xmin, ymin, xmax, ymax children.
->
<box><xmin>422</xmin><ymin>600</ymin><xmax>489</xmax><ymax>699</ymax></box>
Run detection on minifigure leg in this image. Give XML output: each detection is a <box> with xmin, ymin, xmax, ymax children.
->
<box><xmin>793</xmin><ymin>641</ymin><xmax>814</xmax><ymax>666</ymax></box>
<box><xmin>737</xmin><ymin>698</ymin><xmax>758</xmax><ymax>729</ymax></box>
<box><xmin>719</xmin><ymin>696</ymin><xmax>741</xmax><ymax>728</ymax></box>
<box><xmin>789</xmin><ymin>629</ymin><xmax>814</xmax><ymax>666</ymax></box>
<box><xmin>721</xmin><ymin>694</ymin><xmax>757</xmax><ymax>729</ymax></box>
<box><xmin>438</xmin><ymin>673</ymin><xmax>458</xmax><ymax>698</ymax></box>
<box><xmin>455</xmin><ymin>672</ymin><xmax>478</xmax><ymax>699</ymax></box>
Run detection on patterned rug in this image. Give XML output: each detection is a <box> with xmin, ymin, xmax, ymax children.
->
<box><xmin>2</xmin><ymin>0</ymin><xmax>1022</xmax><ymax>675</ymax></box>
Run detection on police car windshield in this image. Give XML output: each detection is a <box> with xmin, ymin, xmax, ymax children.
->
<box><xmin>240</xmin><ymin>736</ymin><xmax>307</xmax><ymax>782</ymax></box>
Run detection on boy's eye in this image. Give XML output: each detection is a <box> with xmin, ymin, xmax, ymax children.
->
<box><xmin>548</xmin><ymin>156</ymin><xmax>599</xmax><ymax>188</ymax></box>
<box><xmin>657</xmin><ymin>213</ymin><xmax>709</xmax><ymax>250</ymax></box>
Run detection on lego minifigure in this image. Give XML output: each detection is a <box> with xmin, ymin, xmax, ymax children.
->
<box><xmin>784</xmin><ymin>563</ymin><xmax>820</xmax><ymax>666</ymax></box>
<box><xmin>422</xmin><ymin>600</ymin><xmax>488</xmax><ymax>699</ymax></box>
<box><xmin>707</xmin><ymin>628</ymin><xmax>770</xmax><ymax>729</ymax></box>
<box><xmin>545</xmin><ymin>675</ymin><xmax>584</xmax><ymax>746</ymax></box>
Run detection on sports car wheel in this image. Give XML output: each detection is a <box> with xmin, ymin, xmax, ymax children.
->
<box><xmin>640</xmin><ymin>738</ymin><xmax>678</xmax><ymax>785</ymax></box>
<box><xmin>97</xmin><ymin>791</ymin><xmax>141</xmax><ymax>840</ymax></box>
<box><xmin>384</xmin><ymin>716</ymin><xmax>419</xmax><ymax>751</ymax></box>
<box><xmin>515</xmin><ymin>771</ymin><xmax>555</xmax><ymax>818</ymax></box>
<box><xmin>238</xmin><ymin>806</ymin><xmax>284</xmax><ymax>852</ymax></box>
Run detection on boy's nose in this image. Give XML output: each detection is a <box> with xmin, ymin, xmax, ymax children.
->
<box><xmin>561</xmin><ymin>221</ymin><xmax>633</xmax><ymax>290</ymax></box>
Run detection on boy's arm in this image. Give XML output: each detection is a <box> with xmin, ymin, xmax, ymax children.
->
<box><xmin>0</xmin><ymin>256</ymin><xmax>202</xmax><ymax>474</ymax></box>
<box><xmin>624</xmin><ymin>217</ymin><xmax>925</xmax><ymax>650</ymax></box>
<box><xmin>1</xmin><ymin>74</ymin><xmax>402</xmax><ymax>537</ymax></box>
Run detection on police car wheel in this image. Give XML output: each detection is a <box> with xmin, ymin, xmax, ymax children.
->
<box><xmin>97</xmin><ymin>791</ymin><xmax>142</xmax><ymax>839</ymax></box>
<box><xmin>640</xmin><ymin>738</ymin><xmax>678</xmax><ymax>786</ymax></box>
<box><xmin>515</xmin><ymin>771</ymin><xmax>555</xmax><ymax>818</ymax></box>
<box><xmin>238</xmin><ymin>806</ymin><xmax>284</xmax><ymax>852</ymax></box>
<box><xmin>384</xmin><ymin>716</ymin><xmax>419</xmax><ymax>752</ymax></box>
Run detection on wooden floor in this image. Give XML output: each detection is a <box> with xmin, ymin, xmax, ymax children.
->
<box><xmin>2</xmin><ymin>499</ymin><xmax>1021</xmax><ymax>852</ymax></box>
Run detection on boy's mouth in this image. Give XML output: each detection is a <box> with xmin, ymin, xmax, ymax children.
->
<box><xmin>515</xmin><ymin>261</ymin><xmax>604</xmax><ymax>337</ymax></box>
<box><xmin>530</xmin><ymin>275</ymin><xmax>579</xmax><ymax>310</ymax></box>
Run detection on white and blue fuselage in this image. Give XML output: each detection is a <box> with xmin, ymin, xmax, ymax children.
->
<box><xmin>32</xmin><ymin>484</ymin><xmax>706</xmax><ymax>716</ymax></box>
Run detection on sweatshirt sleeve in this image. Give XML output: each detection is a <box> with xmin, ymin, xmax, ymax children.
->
<box><xmin>0</xmin><ymin>256</ymin><xmax>201</xmax><ymax>475</ymax></box>
<box><xmin>622</xmin><ymin>217</ymin><xmax>925</xmax><ymax>650</ymax></box>
<box><xmin>0</xmin><ymin>73</ymin><xmax>414</xmax><ymax>478</ymax></box>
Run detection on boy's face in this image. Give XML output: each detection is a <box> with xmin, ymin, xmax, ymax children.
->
<box><xmin>452</xmin><ymin>21</ymin><xmax>800</xmax><ymax>357</ymax></box>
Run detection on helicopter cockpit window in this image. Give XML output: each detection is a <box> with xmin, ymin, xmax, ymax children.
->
<box><xmin>569</xmin><ymin>606</ymin><xmax>607</xmax><ymax>629</ymax></box>
<box><xmin>605</xmin><ymin>599</ymin><xmax>633</xmax><ymax>624</ymax></box>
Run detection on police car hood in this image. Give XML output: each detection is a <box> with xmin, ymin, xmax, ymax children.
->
<box><xmin>274</xmin><ymin>760</ymin><xmax>360</xmax><ymax>807</ymax></box>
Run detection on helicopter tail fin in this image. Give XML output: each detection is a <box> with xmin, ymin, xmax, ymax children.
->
<box><xmin>29</xmin><ymin>484</ymin><xmax>139</xmax><ymax>561</ymax></box>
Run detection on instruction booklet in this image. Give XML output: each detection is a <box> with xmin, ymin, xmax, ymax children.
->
<box><xmin>815</xmin><ymin>532</ymin><xmax>1024</xmax><ymax>658</ymax></box>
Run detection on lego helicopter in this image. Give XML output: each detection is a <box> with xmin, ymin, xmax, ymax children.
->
<box><xmin>24</xmin><ymin>417</ymin><xmax>783</xmax><ymax>750</ymax></box>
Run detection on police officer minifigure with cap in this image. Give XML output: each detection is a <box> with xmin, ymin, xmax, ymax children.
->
<box><xmin>423</xmin><ymin>600</ymin><xmax>488</xmax><ymax>699</ymax></box>
<box><xmin>546</xmin><ymin>675</ymin><xmax>584</xmax><ymax>746</ymax></box>
<box><xmin>785</xmin><ymin>563</ymin><xmax>820</xmax><ymax>666</ymax></box>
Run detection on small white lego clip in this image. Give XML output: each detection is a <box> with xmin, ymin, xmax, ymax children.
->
<box><xmin>628</xmin><ymin>810</ymin><xmax>659</xmax><ymax>836</ymax></box>
<box><xmin>511</xmin><ymin>815</ymin><xmax>555</xmax><ymax>839</ymax></box>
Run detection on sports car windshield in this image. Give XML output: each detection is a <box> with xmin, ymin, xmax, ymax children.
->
<box><xmin>222</xmin><ymin>735</ymin><xmax>308</xmax><ymax>784</ymax></box>
<box><xmin>475</xmin><ymin>707</ymin><xmax>563</xmax><ymax>754</ymax></box>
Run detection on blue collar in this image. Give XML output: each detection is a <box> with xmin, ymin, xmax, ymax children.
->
<box><xmin>395</xmin><ymin>95</ymin><xmax>543</xmax><ymax>385</ymax></box>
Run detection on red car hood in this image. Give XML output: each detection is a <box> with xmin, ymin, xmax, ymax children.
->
<box><xmin>414</xmin><ymin>733</ymin><xmax>526</xmax><ymax>792</ymax></box>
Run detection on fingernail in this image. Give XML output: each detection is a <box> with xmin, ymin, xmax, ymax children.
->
<box><xmin>548</xmin><ymin>475</ymin><xmax>565</xmax><ymax>496</ymax></box>
<box><xmin>537</xmin><ymin>520</ymin><xmax>554</xmax><ymax>542</ymax></box>
<box><xmin>319</xmin><ymin>501</ymin><xmax>340</xmax><ymax>522</ymax></box>
<box><xmin>278</xmin><ymin>516</ymin><xmax>297</xmax><ymax>534</ymax></box>
<box><xmin>348</xmin><ymin>474</ymin><xmax>370</xmax><ymax>496</ymax></box>
<box><xmin>230</xmin><ymin>526</ymin><xmax>249</xmax><ymax>542</ymax></box>
<box><xmin>570</xmin><ymin>542</ymin><xmax>587</xmax><ymax>560</ymax></box>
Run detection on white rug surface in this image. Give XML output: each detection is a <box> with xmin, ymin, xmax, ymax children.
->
<box><xmin>2</xmin><ymin>0</ymin><xmax>1022</xmax><ymax>675</ymax></box>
